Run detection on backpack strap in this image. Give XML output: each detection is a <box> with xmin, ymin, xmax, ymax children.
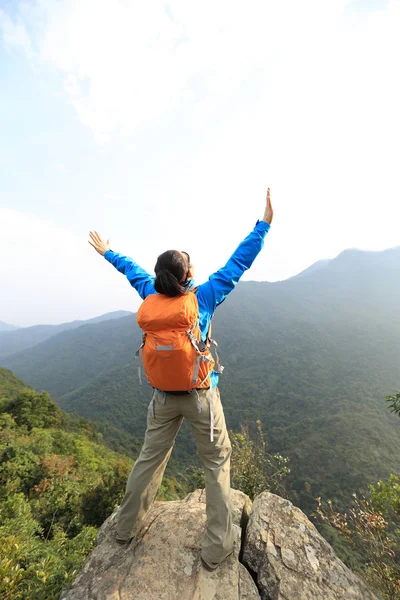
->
<box><xmin>209</xmin><ymin>337</ymin><xmax>224</xmax><ymax>374</ymax></box>
<box><xmin>209</xmin><ymin>389</ymin><xmax>214</xmax><ymax>442</ymax></box>
<box><xmin>187</xmin><ymin>322</ymin><xmax>214</xmax><ymax>386</ymax></box>
<box><xmin>205</xmin><ymin>320</ymin><xmax>224</xmax><ymax>375</ymax></box>
<box><xmin>135</xmin><ymin>333</ymin><xmax>146</xmax><ymax>385</ymax></box>
<box><xmin>189</xmin><ymin>388</ymin><xmax>203</xmax><ymax>414</ymax></box>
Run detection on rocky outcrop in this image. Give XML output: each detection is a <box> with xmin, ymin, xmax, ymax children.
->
<box><xmin>60</xmin><ymin>490</ymin><xmax>380</xmax><ymax>600</ymax></box>
<box><xmin>60</xmin><ymin>489</ymin><xmax>257</xmax><ymax>600</ymax></box>
<box><xmin>242</xmin><ymin>492</ymin><xmax>380</xmax><ymax>600</ymax></box>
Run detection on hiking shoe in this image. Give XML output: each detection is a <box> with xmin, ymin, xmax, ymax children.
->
<box><xmin>200</xmin><ymin>556</ymin><xmax>219</xmax><ymax>571</ymax></box>
<box><xmin>200</xmin><ymin>546</ymin><xmax>235</xmax><ymax>571</ymax></box>
<box><xmin>115</xmin><ymin>535</ymin><xmax>133</xmax><ymax>545</ymax></box>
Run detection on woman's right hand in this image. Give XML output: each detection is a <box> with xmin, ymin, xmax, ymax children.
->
<box><xmin>88</xmin><ymin>231</ymin><xmax>111</xmax><ymax>256</ymax></box>
<box><xmin>262</xmin><ymin>188</ymin><xmax>273</xmax><ymax>225</ymax></box>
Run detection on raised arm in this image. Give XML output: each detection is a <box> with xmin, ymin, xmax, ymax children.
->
<box><xmin>88</xmin><ymin>230</ymin><xmax>155</xmax><ymax>300</ymax></box>
<box><xmin>196</xmin><ymin>188</ymin><xmax>273</xmax><ymax>313</ymax></box>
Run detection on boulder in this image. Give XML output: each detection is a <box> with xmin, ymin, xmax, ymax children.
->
<box><xmin>242</xmin><ymin>492</ymin><xmax>381</xmax><ymax>600</ymax></box>
<box><xmin>60</xmin><ymin>489</ymin><xmax>380</xmax><ymax>600</ymax></box>
<box><xmin>60</xmin><ymin>489</ymin><xmax>258</xmax><ymax>600</ymax></box>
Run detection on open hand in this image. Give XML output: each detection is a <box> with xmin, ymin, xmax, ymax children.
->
<box><xmin>262</xmin><ymin>188</ymin><xmax>273</xmax><ymax>225</ymax></box>
<box><xmin>88</xmin><ymin>231</ymin><xmax>111</xmax><ymax>256</ymax></box>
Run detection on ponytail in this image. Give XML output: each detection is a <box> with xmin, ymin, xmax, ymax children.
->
<box><xmin>154</xmin><ymin>250</ymin><xmax>188</xmax><ymax>297</ymax></box>
<box><xmin>154</xmin><ymin>269</ymin><xmax>187</xmax><ymax>297</ymax></box>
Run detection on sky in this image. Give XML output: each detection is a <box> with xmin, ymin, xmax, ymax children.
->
<box><xmin>0</xmin><ymin>0</ymin><xmax>399</xmax><ymax>326</ymax></box>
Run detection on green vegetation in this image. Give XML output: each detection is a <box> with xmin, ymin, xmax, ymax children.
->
<box><xmin>0</xmin><ymin>311</ymin><xmax>132</xmax><ymax>360</ymax></box>
<box><xmin>1</xmin><ymin>248</ymin><xmax>400</xmax><ymax>598</ymax></box>
<box><xmin>3</xmin><ymin>248</ymin><xmax>399</xmax><ymax>512</ymax></box>
<box><xmin>229</xmin><ymin>420</ymin><xmax>290</xmax><ymax>500</ymax></box>
<box><xmin>184</xmin><ymin>420</ymin><xmax>291</xmax><ymax>500</ymax></box>
<box><xmin>1</xmin><ymin>360</ymin><xmax>398</xmax><ymax>598</ymax></box>
<box><xmin>386</xmin><ymin>391</ymin><xmax>400</xmax><ymax>418</ymax></box>
<box><xmin>57</xmin><ymin>313</ymin><xmax>400</xmax><ymax>512</ymax></box>
<box><xmin>0</xmin><ymin>369</ymin><xmax>291</xmax><ymax>598</ymax></box>
<box><xmin>315</xmin><ymin>395</ymin><xmax>400</xmax><ymax>600</ymax></box>
<box><xmin>0</xmin><ymin>368</ymin><xmax>28</xmax><ymax>400</ymax></box>
<box><xmin>316</xmin><ymin>476</ymin><xmax>400</xmax><ymax>600</ymax></box>
<box><xmin>1</xmin><ymin>315</ymin><xmax>140</xmax><ymax>396</ymax></box>
<box><xmin>0</xmin><ymin>369</ymin><xmax>181</xmax><ymax>599</ymax></box>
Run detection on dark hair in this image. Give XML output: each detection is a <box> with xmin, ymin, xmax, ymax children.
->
<box><xmin>154</xmin><ymin>250</ymin><xmax>189</xmax><ymax>297</ymax></box>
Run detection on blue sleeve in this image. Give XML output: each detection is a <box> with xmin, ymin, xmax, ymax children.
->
<box><xmin>196</xmin><ymin>221</ymin><xmax>270</xmax><ymax>315</ymax></box>
<box><xmin>104</xmin><ymin>250</ymin><xmax>156</xmax><ymax>300</ymax></box>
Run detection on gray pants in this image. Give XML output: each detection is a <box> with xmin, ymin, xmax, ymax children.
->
<box><xmin>116</xmin><ymin>386</ymin><xmax>235</xmax><ymax>564</ymax></box>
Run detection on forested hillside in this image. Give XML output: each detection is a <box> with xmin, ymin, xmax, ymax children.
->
<box><xmin>0</xmin><ymin>368</ymin><xmax>182</xmax><ymax>599</ymax></box>
<box><xmin>1</xmin><ymin>314</ymin><xmax>140</xmax><ymax>395</ymax></box>
<box><xmin>0</xmin><ymin>310</ymin><xmax>132</xmax><ymax>360</ymax></box>
<box><xmin>1</xmin><ymin>248</ymin><xmax>400</xmax><ymax>512</ymax></box>
<box><xmin>0</xmin><ymin>368</ymin><xmax>129</xmax><ymax>598</ymax></box>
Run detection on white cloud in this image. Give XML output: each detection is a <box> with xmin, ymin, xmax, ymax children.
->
<box><xmin>3</xmin><ymin>0</ymin><xmax>399</xmax><ymax>190</ymax></box>
<box><xmin>53</xmin><ymin>162</ymin><xmax>70</xmax><ymax>175</ymax></box>
<box><xmin>3</xmin><ymin>0</ymin><xmax>399</xmax><ymax>152</ymax></box>
<box><xmin>1</xmin><ymin>0</ymin><xmax>399</xmax><ymax>321</ymax></box>
<box><xmin>0</xmin><ymin>8</ymin><xmax>32</xmax><ymax>56</ymax></box>
<box><xmin>1</xmin><ymin>0</ymin><xmax>354</xmax><ymax>140</ymax></box>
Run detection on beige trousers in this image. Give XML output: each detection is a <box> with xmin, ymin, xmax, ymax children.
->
<box><xmin>116</xmin><ymin>386</ymin><xmax>234</xmax><ymax>564</ymax></box>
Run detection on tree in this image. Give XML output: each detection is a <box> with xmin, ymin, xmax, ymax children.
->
<box><xmin>230</xmin><ymin>420</ymin><xmax>290</xmax><ymax>500</ymax></box>
<box><xmin>315</xmin><ymin>486</ymin><xmax>400</xmax><ymax>600</ymax></box>
<box><xmin>185</xmin><ymin>420</ymin><xmax>290</xmax><ymax>500</ymax></box>
<box><xmin>2</xmin><ymin>389</ymin><xmax>62</xmax><ymax>431</ymax></box>
<box><xmin>385</xmin><ymin>392</ymin><xmax>400</xmax><ymax>418</ymax></box>
<box><xmin>315</xmin><ymin>392</ymin><xmax>400</xmax><ymax>600</ymax></box>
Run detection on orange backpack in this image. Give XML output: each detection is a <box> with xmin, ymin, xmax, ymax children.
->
<box><xmin>136</xmin><ymin>291</ymin><xmax>221</xmax><ymax>392</ymax></box>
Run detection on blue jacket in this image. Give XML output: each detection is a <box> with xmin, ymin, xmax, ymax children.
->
<box><xmin>104</xmin><ymin>220</ymin><xmax>270</xmax><ymax>387</ymax></box>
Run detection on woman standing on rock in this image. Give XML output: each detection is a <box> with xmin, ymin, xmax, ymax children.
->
<box><xmin>88</xmin><ymin>188</ymin><xmax>273</xmax><ymax>570</ymax></box>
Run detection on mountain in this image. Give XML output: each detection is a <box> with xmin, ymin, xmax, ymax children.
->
<box><xmin>2</xmin><ymin>247</ymin><xmax>400</xmax><ymax>510</ymax></box>
<box><xmin>80</xmin><ymin>310</ymin><xmax>133</xmax><ymax>324</ymax></box>
<box><xmin>2</xmin><ymin>367</ymin><xmax>383</xmax><ymax>600</ymax></box>
<box><xmin>290</xmin><ymin>258</ymin><xmax>331</xmax><ymax>279</ymax></box>
<box><xmin>57</xmin><ymin>361</ymin><xmax>197</xmax><ymax>466</ymax></box>
<box><xmin>1</xmin><ymin>314</ymin><xmax>141</xmax><ymax>397</ymax></box>
<box><xmin>0</xmin><ymin>367</ymin><xmax>30</xmax><ymax>399</ymax></box>
<box><xmin>0</xmin><ymin>320</ymin><xmax>20</xmax><ymax>332</ymax></box>
<box><xmin>0</xmin><ymin>310</ymin><xmax>132</xmax><ymax>360</ymax></box>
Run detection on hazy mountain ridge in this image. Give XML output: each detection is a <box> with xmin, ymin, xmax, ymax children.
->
<box><xmin>289</xmin><ymin>258</ymin><xmax>332</xmax><ymax>279</ymax></box>
<box><xmin>1</xmin><ymin>315</ymin><xmax>140</xmax><ymax>397</ymax></box>
<box><xmin>1</xmin><ymin>247</ymin><xmax>400</xmax><ymax>510</ymax></box>
<box><xmin>0</xmin><ymin>310</ymin><xmax>133</xmax><ymax>360</ymax></box>
<box><xmin>0</xmin><ymin>320</ymin><xmax>20</xmax><ymax>332</ymax></box>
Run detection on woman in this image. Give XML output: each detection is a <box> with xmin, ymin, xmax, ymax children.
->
<box><xmin>88</xmin><ymin>188</ymin><xmax>273</xmax><ymax>570</ymax></box>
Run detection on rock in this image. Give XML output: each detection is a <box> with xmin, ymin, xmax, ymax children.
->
<box><xmin>60</xmin><ymin>489</ymin><xmax>381</xmax><ymax>600</ymax></box>
<box><xmin>60</xmin><ymin>489</ymin><xmax>259</xmax><ymax>600</ymax></box>
<box><xmin>242</xmin><ymin>492</ymin><xmax>381</xmax><ymax>600</ymax></box>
